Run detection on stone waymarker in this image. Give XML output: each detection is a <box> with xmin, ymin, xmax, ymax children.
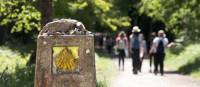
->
<box><xmin>35</xmin><ymin>19</ymin><xmax>96</xmax><ymax>87</ymax></box>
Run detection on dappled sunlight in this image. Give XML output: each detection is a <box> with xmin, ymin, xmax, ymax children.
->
<box><xmin>1</xmin><ymin>0</ymin><xmax>200</xmax><ymax>87</ymax></box>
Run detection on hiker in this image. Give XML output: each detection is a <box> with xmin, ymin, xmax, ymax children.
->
<box><xmin>129</xmin><ymin>26</ymin><xmax>143</xmax><ymax>74</ymax></box>
<box><xmin>116</xmin><ymin>31</ymin><xmax>128</xmax><ymax>71</ymax></box>
<box><xmin>150</xmin><ymin>30</ymin><xmax>168</xmax><ymax>75</ymax></box>
<box><xmin>106</xmin><ymin>36</ymin><xmax>114</xmax><ymax>55</ymax></box>
<box><xmin>138</xmin><ymin>33</ymin><xmax>147</xmax><ymax>72</ymax></box>
<box><xmin>149</xmin><ymin>32</ymin><xmax>156</xmax><ymax>72</ymax></box>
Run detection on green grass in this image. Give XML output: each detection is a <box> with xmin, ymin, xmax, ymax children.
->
<box><xmin>0</xmin><ymin>46</ymin><xmax>29</xmax><ymax>73</ymax></box>
<box><xmin>95</xmin><ymin>53</ymin><xmax>118</xmax><ymax>87</ymax></box>
<box><xmin>166</xmin><ymin>43</ymin><xmax>200</xmax><ymax>79</ymax></box>
<box><xmin>0</xmin><ymin>46</ymin><xmax>34</xmax><ymax>87</ymax></box>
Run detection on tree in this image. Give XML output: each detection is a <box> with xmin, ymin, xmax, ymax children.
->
<box><xmin>38</xmin><ymin>0</ymin><xmax>53</xmax><ymax>27</ymax></box>
<box><xmin>139</xmin><ymin>0</ymin><xmax>200</xmax><ymax>41</ymax></box>
<box><xmin>0</xmin><ymin>0</ymin><xmax>41</xmax><ymax>33</ymax></box>
<box><xmin>28</xmin><ymin>0</ymin><xmax>53</xmax><ymax>65</ymax></box>
<box><xmin>53</xmin><ymin>0</ymin><xmax>131</xmax><ymax>32</ymax></box>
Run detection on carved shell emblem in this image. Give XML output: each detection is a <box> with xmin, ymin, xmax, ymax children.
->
<box><xmin>53</xmin><ymin>47</ymin><xmax>79</xmax><ymax>72</ymax></box>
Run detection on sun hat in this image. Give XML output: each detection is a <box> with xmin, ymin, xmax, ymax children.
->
<box><xmin>158</xmin><ymin>30</ymin><xmax>165</xmax><ymax>34</ymax></box>
<box><xmin>158</xmin><ymin>30</ymin><xmax>165</xmax><ymax>37</ymax></box>
<box><xmin>132</xmin><ymin>26</ymin><xmax>141</xmax><ymax>33</ymax></box>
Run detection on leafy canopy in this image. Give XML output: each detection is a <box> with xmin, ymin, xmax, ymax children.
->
<box><xmin>0</xmin><ymin>0</ymin><xmax>41</xmax><ymax>33</ymax></box>
<box><xmin>53</xmin><ymin>0</ymin><xmax>131</xmax><ymax>31</ymax></box>
<box><xmin>139</xmin><ymin>0</ymin><xmax>200</xmax><ymax>40</ymax></box>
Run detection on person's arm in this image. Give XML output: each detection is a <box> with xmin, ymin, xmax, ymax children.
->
<box><xmin>164</xmin><ymin>38</ymin><xmax>169</xmax><ymax>48</ymax></box>
<box><xmin>129</xmin><ymin>35</ymin><xmax>133</xmax><ymax>54</ymax></box>
<box><xmin>149</xmin><ymin>43</ymin><xmax>155</xmax><ymax>54</ymax></box>
<box><xmin>140</xmin><ymin>40</ymin><xmax>145</xmax><ymax>59</ymax></box>
<box><xmin>149</xmin><ymin>38</ymin><xmax>157</xmax><ymax>54</ymax></box>
<box><xmin>115</xmin><ymin>37</ymin><xmax>119</xmax><ymax>49</ymax></box>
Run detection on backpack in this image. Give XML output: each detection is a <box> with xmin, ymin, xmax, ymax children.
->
<box><xmin>132</xmin><ymin>36</ymin><xmax>140</xmax><ymax>49</ymax></box>
<box><xmin>156</xmin><ymin>39</ymin><xmax>164</xmax><ymax>54</ymax></box>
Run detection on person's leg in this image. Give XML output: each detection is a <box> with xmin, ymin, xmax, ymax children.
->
<box><xmin>134</xmin><ymin>49</ymin><xmax>140</xmax><ymax>74</ymax></box>
<box><xmin>133</xmin><ymin>53</ymin><xmax>137</xmax><ymax>74</ymax></box>
<box><xmin>131</xmin><ymin>49</ymin><xmax>134</xmax><ymax>72</ymax></box>
<box><xmin>138</xmin><ymin>59</ymin><xmax>141</xmax><ymax>72</ymax></box>
<box><xmin>160</xmin><ymin>54</ymin><xmax>165</xmax><ymax>75</ymax></box>
<box><xmin>132</xmin><ymin>57</ymin><xmax>135</xmax><ymax>72</ymax></box>
<box><xmin>154</xmin><ymin>54</ymin><xmax>159</xmax><ymax>75</ymax></box>
<box><xmin>118</xmin><ymin>50</ymin><xmax>122</xmax><ymax>70</ymax></box>
<box><xmin>132</xmin><ymin>49</ymin><xmax>138</xmax><ymax>74</ymax></box>
<box><xmin>139</xmin><ymin>58</ymin><xmax>142</xmax><ymax>72</ymax></box>
<box><xmin>122</xmin><ymin>57</ymin><xmax>125</xmax><ymax>71</ymax></box>
<box><xmin>122</xmin><ymin>50</ymin><xmax>125</xmax><ymax>71</ymax></box>
<box><xmin>118</xmin><ymin>56</ymin><xmax>121</xmax><ymax>70</ymax></box>
<box><xmin>149</xmin><ymin>53</ymin><xmax>152</xmax><ymax>67</ymax></box>
<box><xmin>149</xmin><ymin>53</ymin><xmax>153</xmax><ymax>72</ymax></box>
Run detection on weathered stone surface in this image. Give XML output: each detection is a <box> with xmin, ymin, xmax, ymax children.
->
<box><xmin>35</xmin><ymin>19</ymin><xmax>96</xmax><ymax>87</ymax></box>
<box><xmin>39</xmin><ymin>19</ymin><xmax>91</xmax><ymax>35</ymax></box>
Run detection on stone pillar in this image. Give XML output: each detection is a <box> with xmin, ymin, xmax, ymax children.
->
<box><xmin>35</xmin><ymin>19</ymin><xmax>96</xmax><ymax>87</ymax></box>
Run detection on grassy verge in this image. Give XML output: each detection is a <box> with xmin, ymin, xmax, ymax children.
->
<box><xmin>0</xmin><ymin>47</ymin><xmax>117</xmax><ymax>87</ymax></box>
<box><xmin>0</xmin><ymin>47</ymin><xmax>29</xmax><ymax>72</ymax></box>
<box><xmin>95</xmin><ymin>52</ymin><xmax>118</xmax><ymax>87</ymax></box>
<box><xmin>0</xmin><ymin>46</ymin><xmax>34</xmax><ymax>87</ymax></box>
<box><xmin>166</xmin><ymin>43</ymin><xmax>200</xmax><ymax>79</ymax></box>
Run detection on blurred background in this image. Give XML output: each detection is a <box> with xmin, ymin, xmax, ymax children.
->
<box><xmin>0</xmin><ymin>0</ymin><xmax>200</xmax><ymax>87</ymax></box>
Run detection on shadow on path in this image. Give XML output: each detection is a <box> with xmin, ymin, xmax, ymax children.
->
<box><xmin>164</xmin><ymin>70</ymin><xmax>180</xmax><ymax>74</ymax></box>
<box><xmin>179</xmin><ymin>57</ymin><xmax>200</xmax><ymax>74</ymax></box>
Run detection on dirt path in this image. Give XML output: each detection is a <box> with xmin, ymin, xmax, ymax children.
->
<box><xmin>110</xmin><ymin>58</ymin><xmax>200</xmax><ymax>87</ymax></box>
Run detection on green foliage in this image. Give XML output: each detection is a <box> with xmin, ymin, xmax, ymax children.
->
<box><xmin>0</xmin><ymin>0</ymin><xmax>41</xmax><ymax>33</ymax></box>
<box><xmin>0</xmin><ymin>46</ymin><xmax>29</xmax><ymax>73</ymax></box>
<box><xmin>0</xmin><ymin>46</ymin><xmax>33</xmax><ymax>87</ymax></box>
<box><xmin>0</xmin><ymin>65</ymin><xmax>35</xmax><ymax>87</ymax></box>
<box><xmin>166</xmin><ymin>43</ymin><xmax>200</xmax><ymax>78</ymax></box>
<box><xmin>139</xmin><ymin>0</ymin><xmax>200</xmax><ymax>40</ymax></box>
<box><xmin>0</xmin><ymin>0</ymin><xmax>132</xmax><ymax>40</ymax></box>
<box><xmin>53</xmin><ymin>0</ymin><xmax>131</xmax><ymax>31</ymax></box>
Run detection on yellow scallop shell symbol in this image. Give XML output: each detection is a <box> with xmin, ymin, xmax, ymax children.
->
<box><xmin>55</xmin><ymin>47</ymin><xmax>78</xmax><ymax>72</ymax></box>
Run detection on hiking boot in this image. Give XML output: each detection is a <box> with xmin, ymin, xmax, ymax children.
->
<box><xmin>154</xmin><ymin>70</ymin><xmax>158</xmax><ymax>75</ymax></box>
<box><xmin>161</xmin><ymin>72</ymin><xmax>164</xmax><ymax>76</ymax></box>
<box><xmin>133</xmin><ymin>70</ymin><xmax>138</xmax><ymax>74</ymax></box>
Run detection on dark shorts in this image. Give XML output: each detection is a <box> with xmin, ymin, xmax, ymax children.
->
<box><xmin>118</xmin><ymin>49</ymin><xmax>125</xmax><ymax>58</ymax></box>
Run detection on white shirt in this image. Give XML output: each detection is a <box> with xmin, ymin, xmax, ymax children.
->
<box><xmin>118</xmin><ymin>39</ymin><xmax>126</xmax><ymax>49</ymax></box>
<box><xmin>152</xmin><ymin>37</ymin><xmax>169</xmax><ymax>53</ymax></box>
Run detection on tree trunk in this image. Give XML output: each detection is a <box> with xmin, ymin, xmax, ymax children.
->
<box><xmin>39</xmin><ymin>0</ymin><xmax>53</xmax><ymax>27</ymax></box>
<box><xmin>28</xmin><ymin>0</ymin><xmax>53</xmax><ymax>65</ymax></box>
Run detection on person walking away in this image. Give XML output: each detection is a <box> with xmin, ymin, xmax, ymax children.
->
<box><xmin>150</xmin><ymin>30</ymin><xmax>168</xmax><ymax>76</ymax></box>
<box><xmin>116</xmin><ymin>31</ymin><xmax>128</xmax><ymax>71</ymax></box>
<box><xmin>138</xmin><ymin>33</ymin><xmax>147</xmax><ymax>72</ymax></box>
<box><xmin>149</xmin><ymin>32</ymin><xmax>156</xmax><ymax>72</ymax></box>
<box><xmin>129</xmin><ymin>26</ymin><xmax>142</xmax><ymax>74</ymax></box>
<box><xmin>106</xmin><ymin>36</ymin><xmax>114</xmax><ymax>55</ymax></box>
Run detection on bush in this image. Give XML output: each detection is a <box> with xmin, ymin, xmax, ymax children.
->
<box><xmin>0</xmin><ymin>65</ymin><xmax>35</xmax><ymax>87</ymax></box>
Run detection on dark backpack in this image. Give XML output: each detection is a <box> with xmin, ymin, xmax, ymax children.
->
<box><xmin>156</xmin><ymin>39</ymin><xmax>164</xmax><ymax>54</ymax></box>
<box><xmin>132</xmin><ymin>36</ymin><xmax>140</xmax><ymax>49</ymax></box>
